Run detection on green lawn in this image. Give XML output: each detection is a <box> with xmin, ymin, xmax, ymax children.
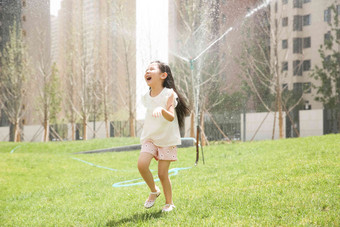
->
<box><xmin>0</xmin><ymin>135</ymin><xmax>339</xmax><ymax>226</ymax></box>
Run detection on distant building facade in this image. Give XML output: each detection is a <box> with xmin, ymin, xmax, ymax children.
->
<box><xmin>0</xmin><ymin>0</ymin><xmax>51</xmax><ymax>127</ymax></box>
<box><xmin>270</xmin><ymin>0</ymin><xmax>340</xmax><ymax>110</ymax></box>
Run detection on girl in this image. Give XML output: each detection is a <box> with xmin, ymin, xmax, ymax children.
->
<box><xmin>138</xmin><ymin>61</ymin><xmax>190</xmax><ymax>212</ymax></box>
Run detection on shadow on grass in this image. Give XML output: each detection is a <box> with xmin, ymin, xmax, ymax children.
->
<box><xmin>106</xmin><ymin>210</ymin><xmax>163</xmax><ymax>226</ymax></box>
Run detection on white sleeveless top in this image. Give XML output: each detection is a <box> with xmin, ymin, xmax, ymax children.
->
<box><xmin>140</xmin><ymin>88</ymin><xmax>181</xmax><ymax>147</ymax></box>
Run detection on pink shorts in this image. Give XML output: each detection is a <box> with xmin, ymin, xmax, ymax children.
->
<box><xmin>141</xmin><ymin>140</ymin><xmax>177</xmax><ymax>161</ymax></box>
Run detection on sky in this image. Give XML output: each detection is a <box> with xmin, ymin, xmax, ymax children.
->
<box><xmin>50</xmin><ymin>0</ymin><xmax>62</xmax><ymax>16</ymax></box>
<box><xmin>136</xmin><ymin>0</ymin><xmax>168</xmax><ymax>119</ymax></box>
<box><xmin>50</xmin><ymin>0</ymin><xmax>168</xmax><ymax>120</ymax></box>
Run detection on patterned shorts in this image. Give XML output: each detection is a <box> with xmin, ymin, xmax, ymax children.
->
<box><xmin>141</xmin><ymin>140</ymin><xmax>177</xmax><ymax>161</ymax></box>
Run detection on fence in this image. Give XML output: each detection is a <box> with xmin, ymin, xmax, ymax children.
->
<box><xmin>0</xmin><ymin>120</ymin><xmax>144</xmax><ymax>142</ymax></box>
<box><xmin>0</xmin><ymin>109</ymin><xmax>337</xmax><ymax>142</ymax></box>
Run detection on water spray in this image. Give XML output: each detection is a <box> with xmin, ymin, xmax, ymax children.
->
<box><xmin>171</xmin><ymin>0</ymin><xmax>271</xmax><ymax>165</ymax></box>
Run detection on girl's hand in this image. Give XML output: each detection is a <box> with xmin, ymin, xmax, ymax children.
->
<box><xmin>152</xmin><ymin>107</ymin><xmax>164</xmax><ymax>118</ymax></box>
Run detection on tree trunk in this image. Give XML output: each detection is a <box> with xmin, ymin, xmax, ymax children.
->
<box><xmin>14</xmin><ymin>120</ymin><xmax>20</xmax><ymax>142</ymax></box>
<box><xmin>200</xmin><ymin>110</ymin><xmax>206</xmax><ymax>146</ymax></box>
<box><xmin>272</xmin><ymin>110</ymin><xmax>277</xmax><ymax>140</ymax></box>
<box><xmin>277</xmin><ymin>87</ymin><xmax>283</xmax><ymax>139</ymax></box>
<box><xmin>105</xmin><ymin>112</ymin><xmax>109</xmax><ymax>138</ymax></box>
<box><xmin>104</xmin><ymin>93</ymin><xmax>110</xmax><ymax>138</ymax></box>
<box><xmin>83</xmin><ymin>115</ymin><xmax>87</xmax><ymax>140</ymax></box>
<box><xmin>129</xmin><ymin>111</ymin><xmax>135</xmax><ymax>137</ymax></box>
<box><xmin>71</xmin><ymin>122</ymin><xmax>75</xmax><ymax>141</ymax></box>
<box><xmin>43</xmin><ymin>118</ymin><xmax>49</xmax><ymax>142</ymax></box>
<box><xmin>274</xmin><ymin>18</ymin><xmax>284</xmax><ymax>139</ymax></box>
<box><xmin>190</xmin><ymin>111</ymin><xmax>195</xmax><ymax>137</ymax></box>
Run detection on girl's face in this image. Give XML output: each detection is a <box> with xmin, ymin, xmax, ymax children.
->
<box><xmin>144</xmin><ymin>63</ymin><xmax>167</xmax><ymax>88</ymax></box>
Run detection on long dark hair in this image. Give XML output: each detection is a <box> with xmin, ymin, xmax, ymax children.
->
<box><xmin>151</xmin><ymin>61</ymin><xmax>190</xmax><ymax>130</ymax></box>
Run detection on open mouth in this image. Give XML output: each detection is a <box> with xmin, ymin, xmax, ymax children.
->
<box><xmin>146</xmin><ymin>76</ymin><xmax>152</xmax><ymax>81</ymax></box>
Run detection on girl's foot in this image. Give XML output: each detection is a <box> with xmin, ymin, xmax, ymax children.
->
<box><xmin>144</xmin><ymin>186</ymin><xmax>161</xmax><ymax>209</ymax></box>
<box><xmin>162</xmin><ymin>204</ymin><xmax>175</xmax><ymax>212</ymax></box>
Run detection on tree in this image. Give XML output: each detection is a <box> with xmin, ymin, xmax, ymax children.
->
<box><xmin>312</xmin><ymin>4</ymin><xmax>340</xmax><ymax>132</ymax></box>
<box><xmin>111</xmin><ymin>0</ymin><xmax>137</xmax><ymax>137</ymax></box>
<box><xmin>170</xmin><ymin>0</ymin><xmax>229</xmax><ymax>142</ymax></box>
<box><xmin>34</xmin><ymin>29</ymin><xmax>61</xmax><ymax>142</ymax></box>
<box><xmin>237</xmin><ymin>1</ymin><xmax>306</xmax><ymax>139</ymax></box>
<box><xmin>0</xmin><ymin>21</ymin><xmax>30</xmax><ymax>142</ymax></box>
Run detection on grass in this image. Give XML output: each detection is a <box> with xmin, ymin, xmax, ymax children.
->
<box><xmin>0</xmin><ymin>135</ymin><xmax>339</xmax><ymax>226</ymax></box>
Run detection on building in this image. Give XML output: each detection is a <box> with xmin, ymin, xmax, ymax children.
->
<box><xmin>51</xmin><ymin>15</ymin><xmax>58</xmax><ymax>64</ymax></box>
<box><xmin>271</xmin><ymin>0</ymin><xmax>340</xmax><ymax>110</ymax></box>
<box><xmin>0</xmin><ymin>0</ymin><xmax>50</xmax><ymax>126</ymax></box>
<box><xmin>22</xmin><ymin>0</ymin><xmax>51</xmax><ymax>126</ymax></box>
<box><xmin>0</xmin><ymin>0</ymin><xmax>22</xmax><ymax>126</ymax></box>
<box><xmin>57</xmin><ymin>0</ymin><xmax>136</xmax><ymax>139</ymax></box>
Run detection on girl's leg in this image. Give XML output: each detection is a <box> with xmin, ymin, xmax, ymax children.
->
<box><xmin>138</xmin><ymin>152</ymin><xmax>159</xmax><ymax>200</ymax></box>
<box><xmin>158</xmin><ymin>160</ymin><xmax>173</xmax><ymax>205</ymax></box>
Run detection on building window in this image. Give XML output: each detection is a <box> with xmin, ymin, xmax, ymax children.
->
<box><xmin>293</xmin><ymin>0</ymin><xmax>303</xmax><ymax>8</ymax></box>
<box><xmin>293</xmin><ymin>83</ymin><xmax>303</xmax><ymax>94</ymax></box>
<box><xmin>337</xmin><ymin>30</ymin><xmax>340</xmax><ymax>40</ymax></box>
<box><xmin>275</xmin><ymin>19</ymin><xmax>278</xmax><ymax>29</ymax></box>
<box><xmin>293</xmin><ymin>15</ymin><xmax>303</xmax><ymax>31</ymax></box>
<box><xmin>23</xmin><ymin>0</ymin><xmax>26</xmax><ymax>7</ymax></box>
<box><xmin>293</xmin><ymin>83</ymin><xmax>310</xmax><ymax>94</ymax></box>
<box><xmin>0</xmin><ymin>0</ymin><xmax>3</xmax><ymax>6</ymax></box>
<box><xmin>324</xmin><ymin>31</ymin><xmax>331</xmax><ymax>44</ymax></box>
<box><xmin>293</xmin><ymin>38</ymin><xmax>302</xmax><ymax>53</ymax></box>
<box><xmin>282</xmin><ymin>62</ymin><xmax>288</xmax><ymax>71</ymax></box>
<box><xmin>22</xmin><ymin>16</ymin><xmax>26</xmax><ymax>22</ymax></box>
<box><xmin>282</xmin><ymin>83</ymin><xmax>288</xmax><ymax>90</ymax></box>
<box><xmin>303</xmin><ymin>37</ymin><xmax>311</xmax><ymax>48</ymax></box>
<box><xmin>282</xmin><ymin>39</ymin><xmax>288</xmax><ymax>49</ymax></box>
<box><xmin>303</xmin><ymin>60</ymin><xmax>311</xmax><ymax>71</ymax></box>
<box><xmin>282</xmin><ymin>0</ymin><xmax>288</xmax><ymax>4</ymax></box>
<box><xmin>275</xmin><ymin>2</ymin><xmax>278</xmax><ymax>13</ymax></box>
<box><xmin>303</xmin><ymin>82</ymin><xmax>311</xmax><ymax>93</ymax></box>
<box><xmin>222</xmin><ymin>14</ymin><xmax>226</xmax><ymax>23</ymax></box>
<box><xmin>22</xmin><ymin>30</ymin><xmax>26</xmax><ymax>37</ymax></box>
<box><xmin>282</xmin><ymin>17</ymin><xmax>288</xmax><ymax>27</ymax></box>
<box><xmin>324</xmin><ymin>8</ymin><xmax>331</xmax><ymax>23</ymax></box>
<box><xmin>337</xmin><ymin>5</ymin><xmax>340</xmax><ymax>16</ymax></box>
<box><xmin>303</xmin><ymin>0</ymin><xmax>311</xmax><ymax>3</ymax></box>
<box><xmin>303</xmin><ymin>15</ymin><xmax>311</xmax><ymax>26</ymax></box>
<box><xmin>293</xmin><ymin>60</ymin><xmax>302</xmax><ymax>76</ymax></box>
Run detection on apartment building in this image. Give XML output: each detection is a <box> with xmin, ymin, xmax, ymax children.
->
<box><xmin>271</xmin><ymin>0</ymin><xmax>340</xmax><ymax>110</ymax></box>
<box><xmin>0</xmin><ymin>0</ymin><xmax>50</xmax><ymax>127</ymax></box>
<box><xmin>22</xmin><ymin>0</ymin><xmax>51</xmax><ymax>125</ymax></box>
<box><xmin>0</xmin><ymin>1</ymin><xmax>22</xmax><ymax>126</ymax></box>
<box><xmin>57</xmin><ymin>0</ymin><xmax>136</xmax><ymax>138</ymax></box>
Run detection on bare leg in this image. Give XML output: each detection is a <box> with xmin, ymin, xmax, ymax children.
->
<box><xmin>158</xmin><ymin>160</ymin><xmax>173</xmax><ymax>205</ymax></box>
<box><xmin>138</xmin><ymin>152</ymin><xmax>159</xmax><ymax>201</ymax></box>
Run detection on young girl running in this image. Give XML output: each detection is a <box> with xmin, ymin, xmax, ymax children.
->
<box><xmin>138</xmin><ymin>61</ymin><xmax>190</xmax><ymax>212</ymax></box>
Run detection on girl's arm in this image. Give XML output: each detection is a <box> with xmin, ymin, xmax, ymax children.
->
<box><xmin>152</xmin><ymin>92</ymin><xmax>175</xmax><ymax>121</ymax></box>
<box><xmin>161</xmin><ymin>92</ymin><xmax>175</xmax><ymax>122</ymax></box>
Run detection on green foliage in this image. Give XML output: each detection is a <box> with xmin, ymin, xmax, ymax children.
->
<box><xmin>236</xmin><ymin>13</ymin><xmax>275</xmax><ymax>113</ymax></box>
<box><xmin>48</xmin><ymin>63</ymin><xmax>62</xmax><ymax>124</ymax></box>
<box><xmin>0</xmin><ymin>21</ymin><xmax>29</xmax><ymax>141</ymax></box>
<box><xmin>0</xmin><ymin>135</ymin><xmax>339</xmax><ymax>225</ymax></box>
<box><xmin>210</xmin><ymin>89</ymin><xmax>247</xmax><ymax>114</ymax></box>
<box><xmin>312</xmin><ymin>5</ymin><xmax>340</xmax><ymax>111</ymax></box>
